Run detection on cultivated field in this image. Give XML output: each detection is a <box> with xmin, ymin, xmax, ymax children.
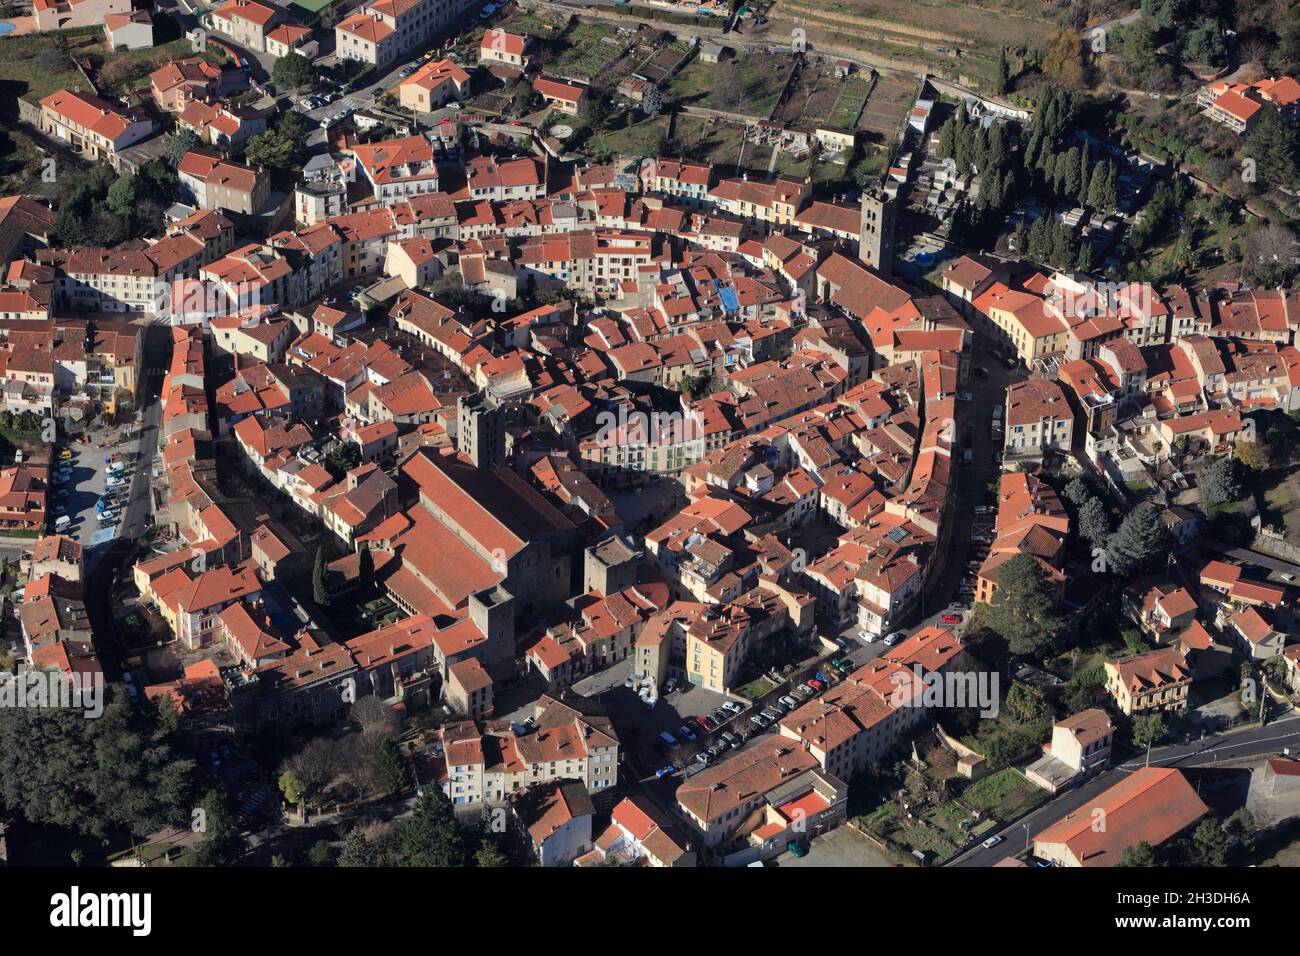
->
<box><xmin>857</xmin><ymin>70</ymin><xmax>918</xmax><ymax>144</ymax></box>
<box><xmin>549</xmin><ymin>21</ymin><xmax>629</xmax><ymax>82</ymax></box>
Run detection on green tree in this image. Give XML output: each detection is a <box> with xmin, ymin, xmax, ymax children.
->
<box><xmin>1078</xmin><ymin>496</ymin><xmax>1111</xmax><ymax>548</ymax></box>
<box><xmin>1119</xmin><ymin>840</ymin><xmax>1159</xmax><ymax>866</ymax></box>
<box><xmin>163</xmin><ymin>128</ymin><xmax>201</xmax><ymax>170</ymax></box>
<box><xmin>313</xmin><ymin>545</ymin><xmax>332</xmax><ymax>606</ymax></box>
<box><xmin>325</xmin><ymin>440</ymin><xmax>361</xmax><ymax>478</ymax></box>
<box><xmin>987</xmin><ymin>552</ymin><xmax>1063</xmax><ymax>657</ymax></box>
<box><xmin>1105</xmin><ymin>503</ymin><xmax>1173</xmax><ymax>576</ymax></box>
<box><xmin>996</xmin><ymin>50</ymin><xmax>1011</xmax><ymax>94</ymax></box>
<box><xmin>307</xmin><ymin>840</ymin><xmax>337</xmax><ymax>866</ymax></box>
<box><xmin>378</xmin><ymin>737</ymin><xmax>413</xmax><ymax>796</ymax></box>
<box><xmin>279</xmin><ymin>769</ymin><xmax>308</xmax><ymax>810</ymax></box>
<box><xmin>1201</xmin><ymin>454</ymin><xmax>1241</xmax><ymax>504</ymax></box>
<box><xmin>1191</xmin><ymin>817</ymin><xmax>1227</xmax><ymax>866</ymax></box>
<box><xmin>0</xmin><ymin>692</ymin><xmax>194</xmax><ymax>839</ymax></box>
<box><xmin>641</xmin><ymin>82</ymin><xmax>663</xmax><ymax>117</ymax></box>
<box><xmin>193</xmin><ymin>788</ymin><xmax>246</xmax><ymax>867</ymax></box>
<box><xmin>1130</xmin><ymin>711</ymin><xmax>1167</xmax><ymax>749</ymax></box>
<box><xmin>398</xmin><ymin>788</ymin><xmax>466</xmax><ymax>867</ymax></box>
<box><xmin>337</xmin><ymin>830</ymin><xmax>380</xmax><ymax>867</ymax></box>
<box><xmin>272</xmin><ymin>52</ymin><xmax>317</xmax><ymax>92</ymax></box>
<box><xmin>1004</xmin><ymin>682</ymin><xmax>1049</xmax><ymax>724</ymax></box>
<box><xmin>358</xmin><ymin>543</ymin><xmax>375</xmax><ymax>591</ymax></box>
<box><xmin>475</xmin><ymin>839</ymin><xmax>510</xmax><ymax>867</ymax></box>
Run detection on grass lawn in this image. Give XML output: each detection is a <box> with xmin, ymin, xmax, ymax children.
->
<box><xmin>960</xmin><ymin>767</ymin><xmax>1046</xmax><ymax>821</ymax></box>
<box><xmin>586</xmin><ymin>112</ymin><xmax>670</xmax><ymax>162</ymax></box>
<box><xmin>0</xmin><ymin>29</ymin><xmax>102</xmax><ymax>104</ymax></box>
<box><xmin>670</xmin><ymin>113</ymin><xmax>748</xmax><ymax>167</ymax></box>
<box><xmin>735</xmin><ymin>677</ymin><xmax>774</xmax><ymax>700</ymax></box>
<box><xmin>669</xmin><ymin>53</ymin><xmax>794</xmax><ymax>118</ymax></box>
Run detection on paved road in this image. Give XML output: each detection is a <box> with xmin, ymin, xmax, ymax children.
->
<box><xmin>82</xmin><ymin>323</ymin><xmax>172</xmax><ymax>681</ymax></box>
<box><xmin>950</xmin><ymin>712</ymin><xmax>1300</xmax><ymax>867</ymax></box>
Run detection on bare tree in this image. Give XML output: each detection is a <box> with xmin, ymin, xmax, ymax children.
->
<box><xmin>282</xmin><ymin>737</ymin><xmax>341</xmax><ymax>801</ymax></box>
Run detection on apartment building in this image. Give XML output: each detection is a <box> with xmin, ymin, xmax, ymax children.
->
<box><xmin>40</xmin><ymin>90</ymin><xmax>156</xmax><ymax>169</ymax></box>
<box><xmin>1104</xmin><ymin>646</ymin><xmax>1192</xmax><ymax>716</ymax></box>
<box><xmin>1003</xmin><ymin>377</ymin><xmax>1074</xmax><ymax>462</ymax></box>
<box><xmin>336</xmin><ymin>0</ymin><xmax>476</xmax><ymax>67</ymax></box>
<box><xmin>210</xmin><ymin>0</ymin><xmax>283</xmax><ymax>53</ymax></box>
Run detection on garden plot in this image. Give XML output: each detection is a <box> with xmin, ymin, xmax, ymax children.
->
<box><xmin>858</xmin><ymin>70</ymin><xmax>918</xmax><ymax>143</ymax></box>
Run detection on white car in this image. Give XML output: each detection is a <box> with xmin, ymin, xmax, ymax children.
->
<box><xmin>982</xmin><ymin>835</ymin><xmax>1003</xmax><ymax>849</ymax></box>
<box><xmin>721</xmin><ymin>700</ymin><xmax>743</xmax><ymax>715</ymax></box>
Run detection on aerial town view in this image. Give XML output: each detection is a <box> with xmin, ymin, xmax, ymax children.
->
<box><xmin>0</xmin><ymin>0</ymin><xmax>1296</xmax><ymax>929</ymax></box>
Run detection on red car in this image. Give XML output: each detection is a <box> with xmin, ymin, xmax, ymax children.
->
<box><xmin>941</xmin><ymin>613</ymin><xmax>962</xmax><ymax>624</ymax></box>
<box><xmin>695</xmin><ymin>714</ymin><xmax>714</xmax><ymax>731</ymax></box>
<box><xmin>806</xmin><ymin>679</ymin><xmax>823</xmax><ymax>692</ymax></box>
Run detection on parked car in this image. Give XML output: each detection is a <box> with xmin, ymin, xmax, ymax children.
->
<box><xmin>664</xmin><ymin>678</ymin><xmax>677</xmax><ymax>694</ymax></box>
<box><xmin>749</xmin><ymin>714</ymin><xmax>769</xmax><ymax>728</ymax></box>
<box><xmin>694</xmin><ymin>752</ymin><xmax>712</xmax><ymax>766</ymax></box>
<box><xmin>721</xmin><ymin>732</ymin><xmax>739</xmax><ymax>747</ymax></box>
<box><xmin>806</xmin><ymin>679</ymin><xmax>823</xmax><ymax>693</ymax></box>
<box><xmin>941</xmin><ymin>612</ymin><xmax>962</xmax><ymax>624</ymax></box>
<box><xmin>479</xmin><ymin>2</ymin><xmax>497</xmax><ymax>17</ymax></box>
<box><xmin>655</xmin><ymin>766</ymin><xmax>674</xmax><ymax>779</ymax></box>
<box><xmin>677</xmin><ymin>725</ymin><xmax>697</xmax><ymax>742</ymax></box>
<box><xmin>779</xmin><ymin>695</ymin><xmax>797</xmax><ymax>710</ymax></box>
<box><xmin>982</xmin><ymin>835</ymin><xmax>1004</xmax><ymax>849</ymax></box>
<box><xmin>695</xmin><ymin>715</ymin><xmax>714</xmax><ymax>732</ymax></box>
<box><xmin>883</xmin><ymin>631</ymin><xmax>906</xmax><ymax>645</ymax></box>
<box><xmin>956</xmin><ymin>391</ymin><xmax>974</xmax><ymax>402</ymax></box>
<box><xmin>721</xmin><ymin>700</ymin><xmax>743</xmax><ymax>714</ymax></box>
<box><xmin>974</xmin><ymin>366</ymin><xmax>990</xmax><ymax>379</ymax></box>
